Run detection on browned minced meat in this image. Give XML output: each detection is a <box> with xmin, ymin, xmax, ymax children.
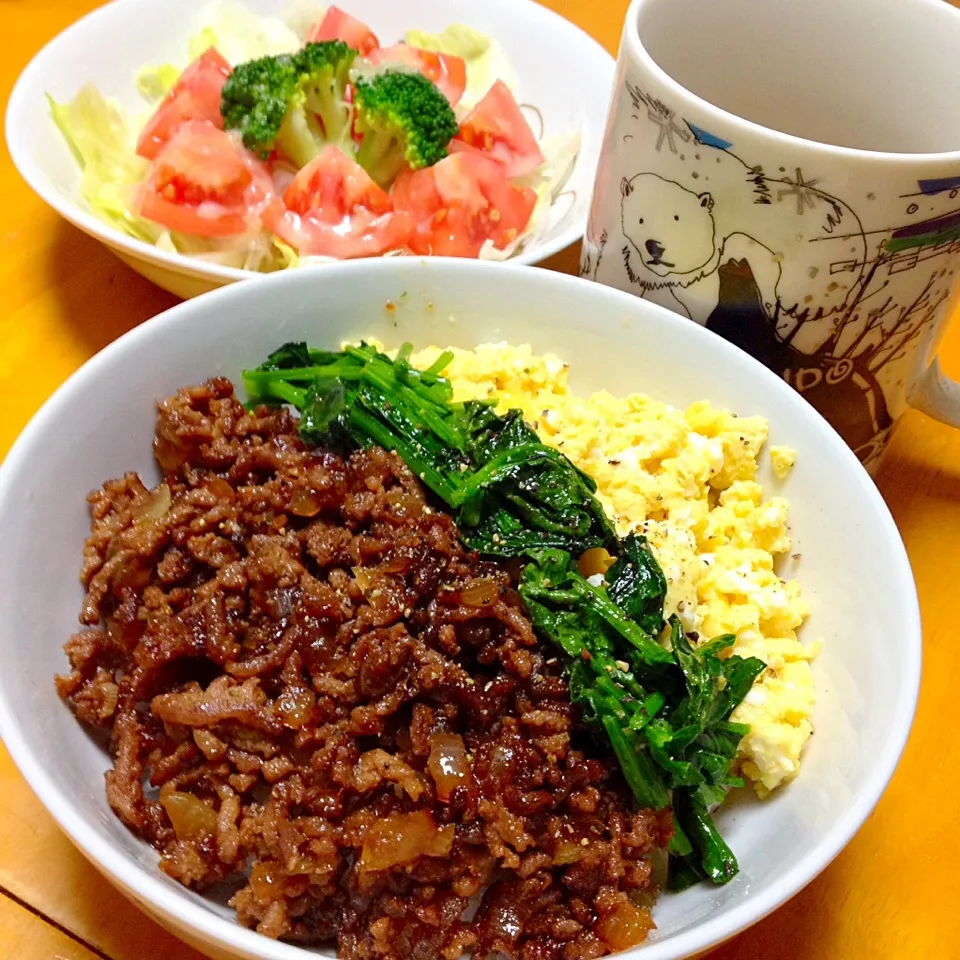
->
<box><xmin>57</xmin><ymin>378</ymin><xmax>671</xmax><ymax>960</ymax></box>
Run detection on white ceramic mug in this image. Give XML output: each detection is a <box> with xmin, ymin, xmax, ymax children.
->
<box><xmin>581</xmin><ymin>0</ymin><xmax>960</xmax><ymax>470</ymax></box>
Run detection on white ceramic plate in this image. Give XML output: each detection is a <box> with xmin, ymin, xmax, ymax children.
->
<box><xmin>5</xmin><ymin>0</ymin><xmax>615</xmax><ymax>299</ymax></box>
<box><xmin>0</xmin><ymin>259</ymin><xmax>920</xmax><ymax>960</ymax></box>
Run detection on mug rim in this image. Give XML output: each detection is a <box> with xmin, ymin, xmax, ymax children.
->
<box><xmin>624</xmin><ymin>0</ymin><xmax>960</xmax><ymax>165</ymax></box>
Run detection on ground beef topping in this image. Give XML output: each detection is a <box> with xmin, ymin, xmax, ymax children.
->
<box><xmin>58</xmin><ymin>378</ymin><xmax>670</xmax><ymax>960</ymax></box>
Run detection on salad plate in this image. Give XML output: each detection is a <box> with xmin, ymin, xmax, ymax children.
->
<box><xmin>6</xmin><ymin>0</ymin><xmax>615</xmax><ymax>298</ymax></box>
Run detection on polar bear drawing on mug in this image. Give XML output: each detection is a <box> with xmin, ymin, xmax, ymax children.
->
<box><xmin>604</xmin><ymin>165</ymin><xmax>868</xmax><ymax>351</ymax></box>
<box><xmin>580</xmin><ymin>88</ymin><xmax>960</xmax><ymax>466</ymax></box>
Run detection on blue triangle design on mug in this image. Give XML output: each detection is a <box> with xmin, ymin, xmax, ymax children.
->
<box><xmin>685</xmin><ymin>122</ymin><xmax>733</xmax><ymax>151</ymax></box>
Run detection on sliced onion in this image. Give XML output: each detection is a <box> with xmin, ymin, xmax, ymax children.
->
<box><xmin>352</xmin><ymin>566</ymin><xmax>374</xmax><ymax>594</ymax></box>
<box><xmin>161</xmin><ymin>789</ymin><xmax>218</xmax><ymax>841</ymax></box>
<box><xmin>248</xmin><ymin>861</ymin><xmax>281</xmax><ymax>898</ymax></box>
<box><xmin>290</xmin><ymin>489</ymin><xmax>324</xmax><ymax>517</ymax></box>
<box><xmin>154</xmin><ymin>430</ymin><xmax>187</xmax><ymax>473</ymax></box>
<box><xmin>204</xmin><ymin>477</ymin><xmax>236</xmax><ymax>502</ymax></box>
<box><xmin>552</xmin><ymin>840</ymin><xmax>583</xmax><ymax>865</ymax></box>
<box><xmin>427</xmin><ymin>732</ymin><xmax>474</xmax><ymax>801</ymax></box>
<box><xmin>458</xmin><ymin>578</ymin><xmax>499</xmax><ymax>607</ymax></box>
<box><xmin>277</xmin><ymin>687</ymin><xmax>315</xmax><ymax>728</ymax></box>
<box><xmin>426</xmin><ymin>824</ymin><xmax>455</xmax><ymax>857</ymax></box>
<box><xmin>132</xmin><ymin>483</ymin><xmax>171</xmax><ymax>523</ymax></box>
<box><xmin>596</xmin><ymin>900</ymin><xmax>654</xmax><ymax>950</ymax></box>
<box><xmin>359</xmin><ymin>809</ymin><xmax>447</xmax><ymax>872</ymax></box>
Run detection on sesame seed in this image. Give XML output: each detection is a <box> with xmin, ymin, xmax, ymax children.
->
<box><xmin>580</xmin><ymin>838</ymin><xmax>590</xmax><ymax>847</ymax></box>
<box><xmin>615</xmin><ymin>660</ymin><xmax>629</xmax><ymax>671</ymax></box>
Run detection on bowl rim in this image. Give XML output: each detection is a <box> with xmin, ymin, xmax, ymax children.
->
<box><xmin>0</xmin><ymin>259</ymin><xmax>922</xmax><ymax>960</ymax></box>
<box><xmin>623</xmin><ymin>0</ymin><xmax>960</xmax><ymax>165</ymax></box>
<box><xmin>4</xmin><ymin>0</ymin><xmax>615</xmax><ymax>283</ymax></box>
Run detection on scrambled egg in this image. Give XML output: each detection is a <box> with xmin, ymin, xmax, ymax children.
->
<box><xmin>409</xmin><ymin>342</ymin><xmax>818</xmax><ymax>796</ymax></box>
<box><xmin>769</xmin><ymin>445</ymin><xmax>798</xmax><ymax>480</ymax></box>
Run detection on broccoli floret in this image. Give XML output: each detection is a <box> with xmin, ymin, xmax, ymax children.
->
<box><xmin>353</xmin><ymin>71</ymin><xmax>459</xmax><ymax>187</ymax></box>
<box><xmin>279</xmin><ymin>41</ymin><xmax>357</xmax><ymax>166</ymax></box>
<box><xmin>220</xmin><ymin>41</ymin><xmax>356</xmax><ymax>165</ymax></box>
<box><xmin>220</xmin><ymin>54</ymin><xmax>299</xmax><ymax>156</ymax></box>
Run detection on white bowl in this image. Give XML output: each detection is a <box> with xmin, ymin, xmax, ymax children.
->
<box><xmin>5</xmin><ymin>0</ymin><xmax>614</xmax><ymax>299</ymax></box>
<box><xmin>0</xmin><ymin>260</ymin><xmax>919</xmax><ymax>960</ymax></box>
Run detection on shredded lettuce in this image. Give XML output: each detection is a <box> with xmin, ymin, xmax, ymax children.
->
<box><xmin>522</xmin><ymin>130</ymin><xmax>582</xmax><ymax>199</ymax></box>
<box><xmin>158</xmin><ymin>231</ymin><xmax>300</xmax><ymax>272</ymax></box>
<box><xmin>404</xmin><ymin>25</ymin><xmax>517</xmax><ymax>112</ymax></box>
<box><xmin>279</xmin><ymin>0</ymin><xmax>327</xmax><ymax>41</ymax></box>
<box><xmin>136</xmin><ymin>63</ymin><xmax>181</xmax><ymax>101</ymax></box>
<box><xmin>188</xmin><ymin>0</ymin><xmax>303</xmax><ymax>64</ymax></box>
<box><xmin>272</xmin><ymin>238</ymin><xmax>302</xmax><ymax>269</ymax></box>
<box><xmin>48</xmin><ymin>85</ymin><xmax>298</xmax><ymax>270</ymax></box>
<box><xmin>47</xmin><ymin>86</ymin><xmax>163</xmax><ymax>243</ymax></box>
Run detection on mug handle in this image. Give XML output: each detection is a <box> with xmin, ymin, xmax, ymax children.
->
<box><xmin>909</xmin><ymin>357</ymin><xmax>960</xmax><ymax>427</ymax></box>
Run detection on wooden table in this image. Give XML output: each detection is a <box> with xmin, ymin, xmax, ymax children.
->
<box><xmin>2</xmin><ymin>1</ymin><xmax>960</xmax><ymax>958</ymax></box>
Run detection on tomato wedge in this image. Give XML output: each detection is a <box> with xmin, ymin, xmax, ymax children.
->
<box><xmin>391</xmin><ymin>153</ymin><xmax>537</xmax><ymax>258</ymax></box>
<box><xmin>272</xmin><ymin>145</ymin><xmax>412</xmax><ymax>258</ymax></box>
<box><xmin>368</xmin><ymin>44</ymin><xmax>467</xmax><ymax>108</ymax></box>
<box><xmin>306</xmin><ymin>6</ymin><xmax>379</xmax><ymax>56</ymax></box>
<box><xmin>455</xmin><ymin>80</ymin><xmax>545</xmax><ymax>179</ymax></box>
<box><xmin>139</xmin><ymin>121</ymin><xmax>279</xmax><ymax>237</ymax></box>
<box><xmin>447</xmin><ymin>139</ymin><xmax>489</xmax><ymax>160</ymax></box>
<box><xmin>136</xmin><ymin>48</ymin><xmax>232</xmax><ymax>160</ymax></box>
